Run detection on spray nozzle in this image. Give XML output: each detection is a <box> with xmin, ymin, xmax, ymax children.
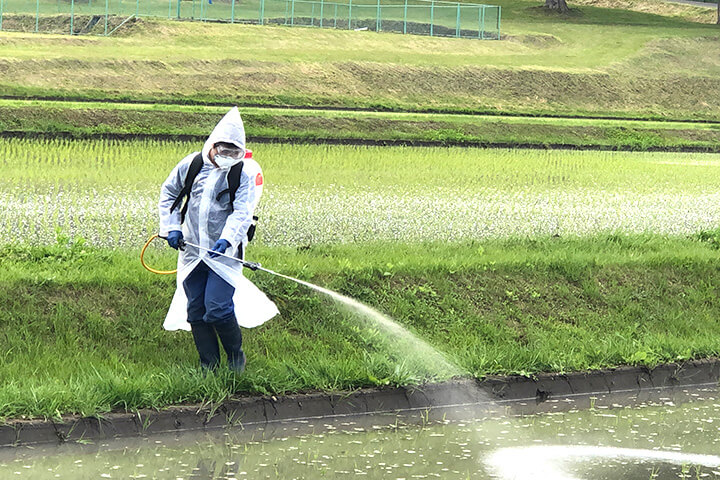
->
<box><xmin>243</xmin><ymin>261</ymin><xmax>261</xmax><ymax>271</ymax></box>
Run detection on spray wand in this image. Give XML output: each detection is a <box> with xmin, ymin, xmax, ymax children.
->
<box><xmin>140</xmin><ymin>235</ymin><xmax>461</xmax><ymax>373</ymax></box>
<box><xmin>140</xmin><ymin>234</ymin><xmax>272</xmax><ymax>275</ymax></box>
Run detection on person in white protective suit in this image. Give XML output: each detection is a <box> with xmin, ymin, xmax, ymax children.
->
<box><xmin>158</xmin><ymin>107</ymin><xmax>279</xmax><ymax>372</ymax></box>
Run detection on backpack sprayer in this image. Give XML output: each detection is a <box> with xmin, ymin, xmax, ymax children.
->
<box><xmin>140</xmin><ymin>234</ymin><xmax>272</xmax><ymax>275</ymax></box>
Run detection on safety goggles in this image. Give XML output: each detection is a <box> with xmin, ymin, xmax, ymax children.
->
<box><xmin>215</xmin><ymin>144</ymin><xmax>243</xmax><ymax>159</ymax></box>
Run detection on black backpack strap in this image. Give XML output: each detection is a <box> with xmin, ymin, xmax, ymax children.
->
<box><xmin>216</xmin><ymin>161</ymin><xmax>244</xmax><ymax>204</ymax></box>
<box><xmin>170</xmin><ymin>153</ymin><xmax>203</xmax><ymax>224</ymax></box>
<box><xmin>215</xmin><ymin>161</ymin><xmax>259</xmax><ymax>244</ymax></box>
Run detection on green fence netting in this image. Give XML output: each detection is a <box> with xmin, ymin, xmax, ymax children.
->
<box><xmin>0</xmin><ymin>0</ymin><xmax>501</xmax><ymax>39</ymax></box>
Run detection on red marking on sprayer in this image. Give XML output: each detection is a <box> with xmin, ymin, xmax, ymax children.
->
<box><xmin>256</xmin><ymin>173</ymin><xmax>263</xmax><ymax>186</ymax></box>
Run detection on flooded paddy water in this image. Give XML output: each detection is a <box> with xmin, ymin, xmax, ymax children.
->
<box><xmin>3</xmin><ymin>386</ymin><xmax>720</xmax><ymax>479</ymax></box>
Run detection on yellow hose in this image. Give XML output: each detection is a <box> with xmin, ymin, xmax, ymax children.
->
<box><xmin>140</xmin><ymin>234</ymin><xmax>177</xmax><ymax>275</ymax></box>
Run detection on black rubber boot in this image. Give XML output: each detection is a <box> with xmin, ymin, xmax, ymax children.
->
<box><xmin>214</xmin><ymin>319</ymin><xmax>246</xmax><ymax>373</ymax></box>
<box><xmin>190</xmin><ymin>322</ymin><xmax>220</xmax><ymax>370</ymax></box>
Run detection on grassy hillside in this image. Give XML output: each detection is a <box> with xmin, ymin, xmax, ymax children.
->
<box><xmin>1</xmin><ymin>0</ymin><xmax>718</xmax><ymax>119</ymax></box>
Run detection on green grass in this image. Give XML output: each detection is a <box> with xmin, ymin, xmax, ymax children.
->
<box><xmin>3</xmin><ymin>235</ymin><xmax>720</xmax><ymax>419</ymax></box>
<box><xmin>3</xmin><ymin>99</ymin><xmax>720</xmax><ymax>150</ymax></box>
<box><xmin>0</xmin><ymin>0</ymin><xmax>718</xmax><ymax>119</ymax></box>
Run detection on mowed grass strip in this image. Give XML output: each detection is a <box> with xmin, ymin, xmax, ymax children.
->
<box><xmin>2</xmin><ymin>235</ymin><xmax>720</xmax><ymax>419</ymax></box>
<box><xmin>3</xmin><ymin>100</ymin><xmax>720</xmax><ymax>150</ymax></box>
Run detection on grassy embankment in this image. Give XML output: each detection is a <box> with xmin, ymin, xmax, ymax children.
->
<box><xmin>0</xmin><ymin>0</ymin><xmax>719</xmax><ymax>149</ymax></box>
<box><xmin>3</xmin><ymin>99</ymin><xmax>720</xmax><ymax>151</ymax></box>
<box><xmin>3</xmin><ymin>236</ymin><xmax>720</xmax><ymax>420</ymax></box>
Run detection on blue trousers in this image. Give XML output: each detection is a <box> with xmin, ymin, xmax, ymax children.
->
<box><xmin>183</xmin><ymin>261</ymin><xmax>245</xmax><ymax>371</ymax></box>
<box><xmin>184</xmin><ymin>261</ymin><xmax>236</xmax><ymax>325</ymax></box>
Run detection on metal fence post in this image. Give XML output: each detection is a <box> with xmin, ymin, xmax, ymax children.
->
<box><xmin>36</xmin><ymin>0</ymin><xmax>40</xmax><ymax>32</ymax></box>
<box><xmin>334</xmin><ymin>2</ymin><xmax>337</xmax><ymax>28</ymax></box>
<box><xmin>70</xmin><ymin>0</ymin><xmax>75</xmax><ymax>34</ymax></box>
<box><xmin>0</xmin><ymin>0</ymin><xmax>4</xmax><ymax>32</ymax></box>
<box><xmin>311</xmin><ymin>3</ymin><xmax>315</xmax><ymax>26</ymax></box>
<box><xmin>291</xmin><ymin>0</ymin><xmax>295</xmax><ymax>25</ymax></box>
<box><xmin>403</xmin><ymin>0</ymin><xmax>407</xmax><ymax>34</ymax></box>
<box><xmin>496</xmin><ymin>5</ymin><xmax>501</xmax><ymax>39</ymax></box>
<box><xmin>429</xmin><ymin>0</ymin><xmax>434</xmax><ymax>37</ymax></box>
<box><xmin>348</xmin><ymin>0</ymin><xmax>353</xmax><ymax>29</ymax></box>
<box><xmin>376</xmin><ymin>0</ymin><xmax>380</xmax><ymax>32</ymax></box>
<box><xmin>177</xmin><ymin>0</ymin><xmax>181</xmax><ymax>18</ymax></box>
<box><xmin>320</xmin><ymin>0</ymin><xmax>323</xmax><ymax>27</ymax></box>
<box><xmin>105</xmin><ymin>0</ymin><xmax>109</xmax><ymax>34</ymax></box>
<box><xmin>455</xmin><ymin>3</ymin><xmax>460</xmax><ymax>37</ymax></box>
<box><xmin>480</xmin><ymin>5</ymin><xmax>484</xmax><ymax>39</ymax></box>
<box><xmin>168</xmin><ymin>0</ymin><xmax>172</xmax><ymax>18</ymax></box>
<box><xmin>260</xmin><ymin>0</ymin><xmax>265</xmax><ymax>25</ymax></box>
<box><xmin>231</xmin><ymin>0</ymin><xmax>235</xmax><ymax>23</ymax></box>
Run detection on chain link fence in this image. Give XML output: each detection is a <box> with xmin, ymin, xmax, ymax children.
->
<box><xmin>0</xmin><ymin>0</ymin><xmax>500</xmax><ymax>39</ymax></box>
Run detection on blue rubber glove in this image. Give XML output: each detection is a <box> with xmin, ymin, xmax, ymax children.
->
<box><xmin>166</xmin><ymin>230</ymin><xmax>184</xmax><ymax>250</ymax></box>
<box><xmin>209</xmin><ymin>239</ymin><xmax>231</xmax><ymax>258</ymax></box>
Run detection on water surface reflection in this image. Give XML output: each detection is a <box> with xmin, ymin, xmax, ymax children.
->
<box><xmin>2</xmin><ymin>386</ymin><xmax>720</xmax><ymax>479</ymax></box>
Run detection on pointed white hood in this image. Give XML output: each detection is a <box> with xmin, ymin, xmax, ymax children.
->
<box><xmin>201</xmin><ymin>107</ymin><xmax>246</xmax><ymax>167</ymax></box>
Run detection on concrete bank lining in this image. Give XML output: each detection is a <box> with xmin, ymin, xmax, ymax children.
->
<box><xmin>2</xmin><ymin>358</ymin><xmax>719</xmax><ymax>448</ymax></box>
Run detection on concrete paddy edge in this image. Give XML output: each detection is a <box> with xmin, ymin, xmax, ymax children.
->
<box><xmin>2</xmin><ymin>358</ymin><xmax>719</xmax><ymax>448</ymax></box>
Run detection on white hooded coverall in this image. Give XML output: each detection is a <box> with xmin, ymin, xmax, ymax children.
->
<box><xmin>158</xmin><ymin>107</ymin><xmax>279</xmax><ymax>331</ymax></box>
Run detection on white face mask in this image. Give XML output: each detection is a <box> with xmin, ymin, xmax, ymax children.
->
<box><xmin>214</xmin><ymin>154</ymin><xmax>238</xmax><ymax>169</ymax></box>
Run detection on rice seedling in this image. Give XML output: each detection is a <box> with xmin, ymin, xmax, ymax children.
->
<box><xmin>2</xmin><ymin>138</ymin><xmax>720</xmax><ymax>248</ymax></box>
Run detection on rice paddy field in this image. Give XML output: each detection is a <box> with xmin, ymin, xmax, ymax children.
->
<box><xmin>3</xmin><ymin>138</ymin><xmax>720</xmax><ymax>248</ymax></box>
